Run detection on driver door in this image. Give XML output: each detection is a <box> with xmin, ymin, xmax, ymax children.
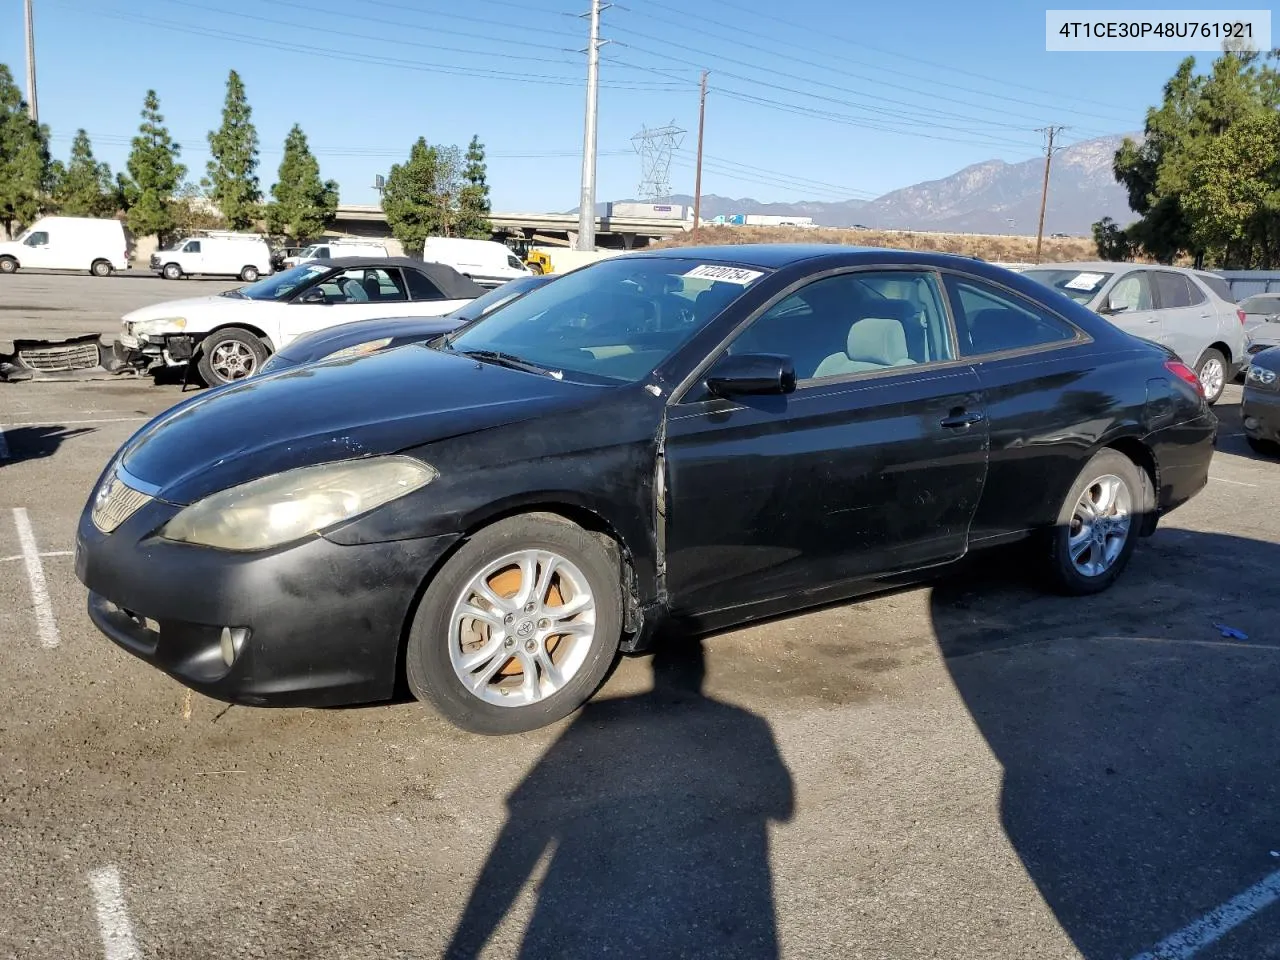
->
<box><xmin>280</xmin><ymin>266</ymin><xmax>413</xmax><ymax>347</ymax></box>
<box><xmin>21</xmin><ymin>230</ymin><xmax>52</xmax><ymax>268</ymax></box>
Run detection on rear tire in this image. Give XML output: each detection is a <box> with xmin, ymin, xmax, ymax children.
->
<box><xmin>405</xmin><ymin>513</ymin><xmax>623</xmax><ymax>735</ymax></box>
<box><xmin>1196</xmin><ymin>348</ymin><xmax>1227</xmax><ymax>405</ymax></box>
<box><xmin>0</xmin><ymin>257</ymin><xmax>17</xmax><ymax>275</ymax></box>
<box><xmin>239</xmin><ymin>265</ymin><xmax>260</xmax><ymax>283</ymax></box>
<box><xmin>196</xmin><ymin>327</ymin><xmax>269</xmax><ymax>385</ymax></box>
<box><xmin>90</xmin><ymin>259</ymin><xmax>113</xmax><ymax>277</ymax></box>
<box><xmin>1044</xmin><ymin>449</ymin><xmax>1144</xmax><ymax>596</ymax></box>
<box><xmin>162</xmin><ymin>262</ymin><xmax>183</xmax><ymax>281</ymax></box>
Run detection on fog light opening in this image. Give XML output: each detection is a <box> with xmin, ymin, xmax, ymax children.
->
<box><xmin>219</xmin><ymin>627</ymin><xmax>249</xmax><ymax>667</ymax></box>
<box><xmin>1244</xmin><ymin>416</ymin><xmax>1259</xmax><ymax>430</ymax></box>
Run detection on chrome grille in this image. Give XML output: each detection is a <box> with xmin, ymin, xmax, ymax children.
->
<box><xmin>17</xmin><ymin>341</ymin><xmax>100</xmax><ymax>371</ymax></box>
<box><xmin>91</xmin><ymin>471</ymin><xmax>153</xmax><ymax>533</ymax></box>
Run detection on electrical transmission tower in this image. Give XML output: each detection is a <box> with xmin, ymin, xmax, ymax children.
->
<box><xmin>631</xmin><ymin>122</ymin><xmax>686</xmax><ymax>201</ymax></box>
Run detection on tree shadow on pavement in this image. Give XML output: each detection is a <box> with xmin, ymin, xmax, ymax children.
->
<box><xmin>931</xmin><ymin>527</ymin><xmax>1280</xmax><ymax>960</ymax></box>
<box><xmin>444</xmin><ymin>637</ymin><xmax>795</xmax><ymax>960</ymax></box>
<box><xmin>0</xmin><ymin>425</ymin><xmax>94</xmax><ymax>466</ymax></box>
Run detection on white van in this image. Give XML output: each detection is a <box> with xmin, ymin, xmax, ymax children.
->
<box><xmin>282</xmin><ymin>239</ymin><xmax>388</xmax><ymax>268</ymax></box>
<box><xmin>150</xmin><ymin>231</ymin><xmax>273</xmax><ymax>282</ymax></box>
<box><xmin>0</xmin><ymin>216</ymin><xmax>130</xmax><ymax>277</ymax></box>
<box><xmin>422</xmin><ymin>237</ymin><xmax>529</xmax><ymax>288</ymax></box>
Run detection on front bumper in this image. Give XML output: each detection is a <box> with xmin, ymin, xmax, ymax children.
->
<box><xmin>1242</xmin><ymin>386</ymin><xmax>1280</xmax><ymax>445</ymax></box>
<box><xmin>75</xmin><ymin>499</ymin><xmax>460</xmax><ymax>707</ymax></box>
<box><xmin>0</xmin><ymin>334</ymin><xmax>137</xmax><ymax>382</ymax></box>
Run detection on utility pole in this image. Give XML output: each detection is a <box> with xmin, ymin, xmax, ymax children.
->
<box><xmin>692</xmin><ymin>70</ymin><xmax>709</xmax><ymax>241</ymax></box>
<box><xmin>24</xmin><ymin>0</ymin><xmax>39</xmax><ymax>123</ymax></box>
<box><xmin>1034</xmin><ymin>125</ymin><xmax>1067</xmax><ymax>263</ymax></box>
<box><xmin>576</xmin><ymin>0</ymin><xmax>608</xmax><ymax>252</ymax></box>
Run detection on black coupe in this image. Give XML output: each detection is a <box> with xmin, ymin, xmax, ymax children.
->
<box><xmin>76</xmin><ymin>245</ymin><xmax>1217</xmax><ymax>734</ymax></box>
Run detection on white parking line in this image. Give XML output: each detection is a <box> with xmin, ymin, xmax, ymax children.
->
<box><xmin>12</xmin><ymin>508</ymin><xmax>60</xmax><ymax>649</ymax></box>
<box><xmin>87</xmin><ymin>865</ymin><xmax>141</xmax><ymax>960</ymax></box>
<box><xmin>0</xmin><ymin>551</ymin><xmax>73</xmax><ymax>563</ymax></box>
<box><xmin>1130</xmin><ymin>868</ymin><xmax>1280</xmax><ymax>960</ymax></box>
<box><xmin>1210</xmin><ymin>475</ymin><xmax>1258</xmax><ymax>488</ymax></box>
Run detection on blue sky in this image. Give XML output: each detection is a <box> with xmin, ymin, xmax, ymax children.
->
<box><xmin>2</xmin><ymin>0</ymin><xmax>1198</xmax><ymax>211</ymax></box>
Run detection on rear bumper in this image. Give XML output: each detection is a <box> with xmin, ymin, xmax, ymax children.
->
<box><xmin>1146</xmin><ymin>410</ymin><xmax>1217</xmax><ymax>518</ymax></box>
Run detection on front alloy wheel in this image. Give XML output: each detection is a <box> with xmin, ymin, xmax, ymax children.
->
<box><xmin>406</xmin><ymin>513</ymin><xmax>623</xmax><ymax>735</ymax></box>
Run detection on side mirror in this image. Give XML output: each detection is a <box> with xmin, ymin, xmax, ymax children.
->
<box><xmin>298</xmin><ymin>288</ymin><xmax>327</xmax><ymax>304</ymax></box>
<box><xmin>1098</xmin><ymin>299</ymin><xmax>1125</xmax><ymax>316</ymax></box>
<box><xmin>705</xmin><ymin>352</ymin><xmax>796</xmax><ymax>397</ymax></box>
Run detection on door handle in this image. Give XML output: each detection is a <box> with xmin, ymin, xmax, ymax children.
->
<box><xmin>941</xmin><ymin>410</ymin><xmax>985</xmax><ymax>429</ymax></box>
<box><xmin>1146</xmin><ymin>317</ymin><xmax>1160</xmax><ymax>323</ymax></box>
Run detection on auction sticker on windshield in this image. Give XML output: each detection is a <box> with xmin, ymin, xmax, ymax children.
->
<box><xmin>682</xmin><ymin>264</ymin><xmax>764</xmax><ymax>285</ymax></box>
<box><xmin>1065</xmin><ymin>272</ymin><xmax>1107</xmax><ymax>291</ymax></box>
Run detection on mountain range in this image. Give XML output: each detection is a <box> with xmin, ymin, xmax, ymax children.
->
<box><xmin>586</xmin><ymin>134</ymin><xmax>1141</xmax><ymax>236</ymax></box>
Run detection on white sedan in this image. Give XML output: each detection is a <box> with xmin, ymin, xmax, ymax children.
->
<box><xmin>118</xmin><ymin>256</ymin><xmax>484</xmax><ymax>385</ymax></box>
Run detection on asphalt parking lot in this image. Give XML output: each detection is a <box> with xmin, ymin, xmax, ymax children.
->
<box><xmin>3</xmin><ymin>272</ymin><xmax>1280</xmax><ymax>960</ymax></box>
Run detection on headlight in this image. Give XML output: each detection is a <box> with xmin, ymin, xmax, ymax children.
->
<box><xmin>321</xmin><ymin>338</ymin><xmax>394</xmax><ymax>361</ymax></box>
<box><xmin>1248</xmin><ymin>365</ymin><xmax>1277</xmax><ymax>387</ymax></box>
<box><xmin>158</xmin><ymin>456</ymin><xmax>437</xmax><ymax>551</ymax></box>
<box><xmin>128</xmin><ymin>317</ymin><xmax>187</xmax><ymax>335</ymax></box>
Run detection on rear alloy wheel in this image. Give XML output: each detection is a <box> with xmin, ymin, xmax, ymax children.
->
<box><xmin>406</xmin><ymin>514</ymin><xmax>622</xmax><ymax>735</ymax></box>
<box><xmin>162</xmin><ymin>262</ymin><xmax>183</xmax><ymax>281</ymax></box>
<box><xmin>1196</xmin><ymin>348</ymin><xmax>1227</xmax><ymax>405</ymax></box>
<box><xmin>90</xmin><ymin>259</ymin><xmax>113</xmax><ymax>277</ymax></box>
<box><xmin>0</xmin><ymin>257</ymin><xmax>17</xmax><ymax>275</ymax></box>
<box><xmin>1045</xmin><ymin>449</ymin><xmax>1144</xmax><ymax>596</ymax></box>
<box><xmin>196</xmin><ymin>327</ymin><xmax>269</xmax><ymax>385</ymax></box>
<box><xmin>239</xmin><ymin>265</ymin><xmax>259</xmax><ymax>283</ymax></box>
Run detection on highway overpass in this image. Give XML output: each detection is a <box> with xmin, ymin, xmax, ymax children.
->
<box><xmin>332</xmin><ymin>205</ymin><xmax>690</xmax><ymax>248</ymax></box>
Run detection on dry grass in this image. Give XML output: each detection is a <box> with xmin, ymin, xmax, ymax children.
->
<box><xmin>652</xmin><ymin>225</ymin><xmax>1099</xmax><ymax>263</ymax></box>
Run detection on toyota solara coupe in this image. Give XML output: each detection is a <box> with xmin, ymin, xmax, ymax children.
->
<box><xmin>76</xmin><ymin>245</ymin><xmax>1217</xmax><ymax>735</ymax></box>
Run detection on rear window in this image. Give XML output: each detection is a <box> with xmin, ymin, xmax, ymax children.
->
<box><xmin>1021</xmin><ymin>269</ymin><xmax>1112</xmax><ymax>304</ymax></box>
<box><xmin>1240</xmin><ymin>295</ymin><xmax>1280</xmax><ymax>316</ymax></box>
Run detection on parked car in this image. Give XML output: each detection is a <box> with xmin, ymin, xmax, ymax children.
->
<box><xmin>115</xmin><ymin>256</ymin><xmax>484</xmax><ymax>385</ymax></box>
<box><xmin>255</xmin><ymin>275</ymin><xmax>555</xmax><ymax>376</ymax></box>
<box><xmin>0</xmin><ymin>216</ymin><xmax>130</xmax><ymax>277</ymax></box>
<box><xmin>76</xmin><ymin>245</ymin><xmax>1216</xmax><ymax>735</ymax></box>
<box><xmin>1242</xmin><ymin>345</ymin><xmax>1280</xmax><ymax>456</ymax></box>
<box><xmin>150</xmin><ymin>232</ymin><xmax>273</xmax><ymax>282</ymax></box>
<box><xmin>1022</xmin><ymin>262</ymin><xmax>1245</xmax><ymax>404</ymax></box>
<box><xmin>1240</xmin><ymin>293</ymin><xmax>1280</xmax><ymax>366</ymax></box>
<box><xmin>422</xmin><ymin>237</ymin><xmax>531</xmax><ymax>288</ymax></box>
<box><xmin>283</xmin><ymin>239</ymin><xmax>389</xmax><ymax>268</ymax></box>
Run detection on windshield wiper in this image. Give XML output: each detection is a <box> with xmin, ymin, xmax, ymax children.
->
<box><xmin>457</xmin><ymin>349</ymin><xmax>560</xmax><ymax>378</ymax></box>
<box><xmin>220</xmin><ymin>289</ymin><xmax>247</xmax><ymax>299</ymax></box>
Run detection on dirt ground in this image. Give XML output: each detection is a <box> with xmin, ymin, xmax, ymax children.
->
<box><xmin>2</xmin><ymin>272</ymin><xmax>1279</xmax><ymax>959</ymax></box>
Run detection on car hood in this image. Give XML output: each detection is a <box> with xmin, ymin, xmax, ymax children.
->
<box><xmin>123</xmin><ymin>294</ymin><xmax>248</xmax><ymax>323</ymax></box>
<box><xmin>120</xmin><ymin>344</ymin><xmax>592</xmax><ymax>504</ymax></box>
<box><xmin>273</xmin><ymin>317</ymin><xmax>463</xmax><ymax>362</ymax></box>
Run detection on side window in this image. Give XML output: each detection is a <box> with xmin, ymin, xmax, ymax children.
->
<box><xmin>946</xmin><ymin>276</ymin><xmax>1078</xmax><ymax>357</ymax></box>
<box><xmin>405</xmin><ymin>268</ymin><xmax>445</xmax><ymax>301</ymax></box>
<box><xmin>1197</xmin><ymin>274</ymin><xmax>1234</xmax><ymax>302</ymax></box>
<box><xmin>1107</xmin><ymin>271</ymin><xmax>1153</xmax><ymax>312</ymax></box>
<box><xmin>1152</xmin><ymin>271</ymin><xmax>1192</xmax><ymax>309</ymax></box>
<box><xmin>316</xmin><ymin>246</ymin><xmax>330</xmax><ymax>258</ymax></box>
<box><xmin>185</xmin><ymin>241</ymin><xmax>201</xmax><ymax>254</ymax></box>
<box><xmin>728</xmin><ymin>270</ymin><xmax>954</xmax><ymax>382</ymax></box>
<box><xmin>507</xmin><ymin>254</ymin><xmax>524</xmax><ymax>270</ymax></box>
<box><xmin>24</xmin><ymin>231</ymin><xmax>49</xmax><ymax>246</ymax></box>
<box><xmin>1183</xmin><ymin>275</ymin><xmax>1207</xmax><ymax>306</ymax></box>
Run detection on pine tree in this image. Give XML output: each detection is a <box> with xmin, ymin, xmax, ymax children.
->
<box><xmin>265</xmin><ymin>124</ymin><xmax>338</xmax><ymax>242</ymax></box>
<box><xmin>206</xmin><ymin>69</ymin><xmax>261</xmax><ymax>230</ymax></box>
<box><xmin>121</xmin><ymin>90</ymin><xmax>187</xmax><ymax>243</ymax></box>
<box><xmin>456</xmin><ymin>135</ymin><xmax>492</xmax><ymax>239</ymax></box>
<box><xmin>0</xmin><ymin>63</ymin><xmax>53</xmax><ymax>238</ymax></box>
<box><xmin>52</xmin><ymin>130</ymin><xmax>118</xmax><ymax>218</ymax></box>
<box><xmin>384</xmin><ymin>137</ymin><xmax>454</xmax><ymax>250</ymax></box>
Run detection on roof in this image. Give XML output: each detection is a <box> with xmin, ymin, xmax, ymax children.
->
<box><xmin>620</xmin><ymin>243</ymin><xmax>883</xmax><ymax>269</ymax></box>
<box><xmin>1030</xmin><ymin>261</ymin><xmax>1217</xmax><ymax>275</ymax></box>
<box><xmin>313</xmin><ymin>256</ymin><xmax>486</xmax><ymax>300</ymax></box>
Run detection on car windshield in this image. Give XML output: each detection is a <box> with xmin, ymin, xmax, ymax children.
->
<box><xmin>1240</xmin><ymin>295</ymin><xmax>1280</xmax><ymax>316</ymax></box>
<box><xmin>440</xmin><ymin>257</ymin><xmax>767</xmax><ymax>383</ymax></box>
<box><xmin>296</xmin><ymin>245</ymin><xmax>319</xmax><ymax>258</ymax></box>
<box><xmin>1022</xmin><ymin>269</ymin><xmax>1114</xmax><ymax>304</ymax></box>
<box><xmin>450</xmin><ymin>277</ymin><xmax>544</xmax><ymax>320</ymax></box>
<box><xmin>234</xmin><ymin>262</ymin><xmax>331</xmax><ymax>301</ymax></box>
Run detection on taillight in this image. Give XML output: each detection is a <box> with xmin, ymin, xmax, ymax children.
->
<box><xmin>1165</xmin><ymin>359</ymin><xmax>1204</xmax><ymax>396</ymax></box>
<box><xmin>1238</xmin><ymin>309</ymin><xmax>1247</xmax><ymax>326</ymax></box>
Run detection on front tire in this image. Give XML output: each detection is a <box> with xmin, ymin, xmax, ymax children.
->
<box><xmin>196</xmin><ymin>327</ymin><xmax>269</xmax><ymax>385</ymax></box>
<box><xmin>90</xmin><ymin>259</ymin><xmax>113</xmax><ymax>277</ymax></box>
<box><xmin>239</xmin><ymin>265</ymin><xmax>260</xmax><ymax>282</ymax></box>
<box><xmin>0</xmin><ymin>256</ymin><xmax>17</xmax><ymax>275</ymax></box>
<box><xmin>405</xmin><ymin>513</ymin><xmax>623</xmax><ymax>735</ymax></box>
<box><xmin>1044</xmin><ymin>449</ymin><xmax>1144</xmax><ymax>596</ymax></box>
<box><xmin>1196</xmin><ymin>348</ymin><xmax>1227</xmax><ymax>405</ymax></box>
<box><xmin>162</xmin><ymin>262</ymin><xmax>183</xmax><ymax>281</ymax></box>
